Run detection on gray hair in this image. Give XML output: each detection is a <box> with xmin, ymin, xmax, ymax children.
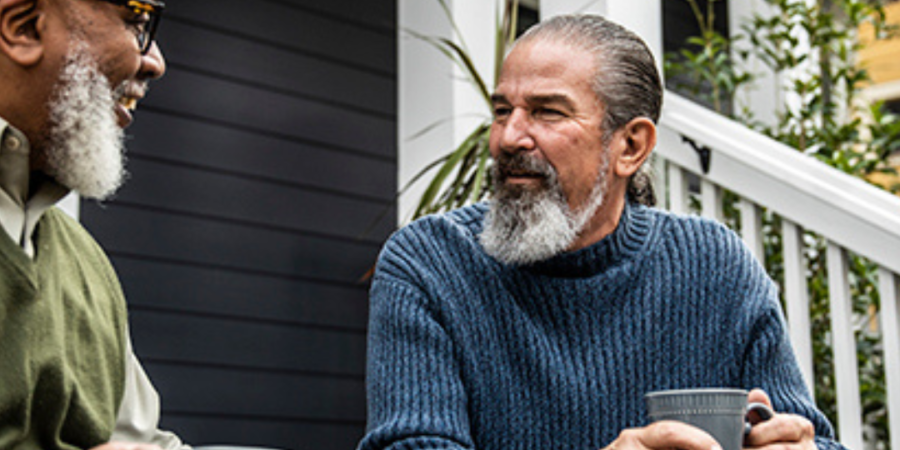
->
<box><xmin>515</xmin><ymin>14</ymin><xmax>662</xmax><ymax>206</ymax></box>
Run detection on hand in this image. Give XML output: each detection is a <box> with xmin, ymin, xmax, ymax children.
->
<box><xmin>603</xmin><ymin>420</ymin><xmax>722</xmax><ymax>450</ymax></box>
<box><xmin>90</xmin><ymin>443</ymin><xmax>165</xmax><ymax>450</ymax></box>
<box><xmin>744</xmin><ymin>388</ymin><xmax>816</xmax><ymax>450</ymax></box>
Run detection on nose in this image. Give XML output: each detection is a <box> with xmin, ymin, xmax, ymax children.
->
<box><xmin>496</xmin><ymin>109</ymin><xmax>535</xmax><ymax>153</ymax></box>
<box><xmin>139</xmin><ymin>42</ymin><xmax>167</xmax><ymax>80</ymax></box>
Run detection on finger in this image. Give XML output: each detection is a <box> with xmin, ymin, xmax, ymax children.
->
<box><xmin>747</xmin><ymin>388</ymin><xmax>772</xmax><ymax>409</ymax></box>
<box><xmin>640</xmin><ymin>420</ymin><xmax>723</xmax><ymax>450</ymax></box>
<box><xmin>745</xmin><ymin>414</ymin><xmax>815</xmax><ymax>447</ymax></box>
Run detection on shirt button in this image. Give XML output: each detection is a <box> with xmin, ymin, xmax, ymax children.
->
<box><xmin>5</xmin><ymin>135</ymin><xmax>22</xmax><ymax>152</ymax></box>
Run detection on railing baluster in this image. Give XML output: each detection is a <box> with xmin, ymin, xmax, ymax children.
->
<box><xmin>879</xmin><ymin>267</ymin><xmax>900</xmax><ymax>450</ymax></box>
<box><xmin>739</xmin><ymin>200</ymin><xmax>764</xmax><ymax>262</ymax></box>
<box><xmin>700</xmin><ymin>179</ymin><xmax>723</xmax><ymax>221</ymax></box>
<box><xmin>667</xmin><ymin>162</ymin><xmax>688</xmax><ymax>215</ymax></box>
<box><xmin>827</xmin><ymin>242</ymin><xmax>864</xmax><ymax>449</ymax></box>
<box><xmin>783</xmin><ymin>220</ymin><xmax>814</xmax><ymax>396</ymax></box>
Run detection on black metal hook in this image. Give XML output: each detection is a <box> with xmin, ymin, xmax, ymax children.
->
<box><xmin>681</xmin><ymin>136</ymin><xmax>712</xmax><ymax>175</ymax></box>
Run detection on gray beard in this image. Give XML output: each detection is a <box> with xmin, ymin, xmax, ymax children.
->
<box><xmin>480</xmin><ymin>152</ymin><xmax>608</xmax><ymax>266</ymax></box>
<box><xmin>44</xmin><ymin>42</ymin><xmax>126</xmax><ymax>200</ymax></box>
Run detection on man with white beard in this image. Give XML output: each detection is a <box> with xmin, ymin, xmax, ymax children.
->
<box><xmin>359</xmin><ymin>14</ymin><xmax>846</xmax><ymax>450</ymax></box>
<box><xmin>0</xmin><ymin>1</ymin><xmax>187</xmax><ymax>449</ymax></box>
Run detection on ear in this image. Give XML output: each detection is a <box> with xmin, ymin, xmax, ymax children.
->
<box><xmin>0</xmin><ymin>0</ymin><xmax>43</xmax><ymax>67</ymax></box>
<box><xmin>613</xmin><ymin>117</ymin><xmax>656</xmax><ymax>179</ymax></box>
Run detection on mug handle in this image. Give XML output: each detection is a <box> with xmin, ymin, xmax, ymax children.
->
<box><xmin>743</xmin><ymin>402</ymin><xmax>775</xmax><ymax>440</ymax></box>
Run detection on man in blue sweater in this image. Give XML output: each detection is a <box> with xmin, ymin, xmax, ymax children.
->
<box><xmin>360</xmin><ymin>14</ymin><xmax>845</xmax><ymax>450</ymax></box>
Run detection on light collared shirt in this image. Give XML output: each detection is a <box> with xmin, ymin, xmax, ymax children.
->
<box><xmin>0</xmin><ymin>118</ymin><xmax>188</xmax><ymax>450</ymax></box>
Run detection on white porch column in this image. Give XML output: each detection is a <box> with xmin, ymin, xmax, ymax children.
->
<box><xmin>397</xmin><ymin>0</ymin><xmax>498</xmax><ymax>225</ymax></box>
<box><xmin>729</xmin><ymin>0</ymin><xmax>780</xmax><ymax>128</ymax></box>
<box><xmin>540</xmin><ymin>0</ymin><xmax>663</xmax><ymax>74</ymax></box>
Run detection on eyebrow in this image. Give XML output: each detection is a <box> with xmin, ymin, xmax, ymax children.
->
<box><xmin>490</xmin><ymin>94</ymin><xmax>508</xmax><ymax>105</ymax></box>
<box><xmin>490</xmin><ymin>93</ymin><xmax>576</xmax><ymax>110</ymax></box>
<box><xmin>527</xmin><ymin>94</ymin><xmax>576</xmax><ymax>110</ymax></box>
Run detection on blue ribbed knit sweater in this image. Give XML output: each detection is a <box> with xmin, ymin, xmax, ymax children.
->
<box><xmin>360</xmin><ymin>202</ymin><xmax>844</xmax><ymax>450</ymax></box>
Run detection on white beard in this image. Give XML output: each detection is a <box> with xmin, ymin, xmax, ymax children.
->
<box><xmin>480</xmin><ymin>152</ymin><xmax>608</xmax><ymax>266</ymax></box>
<box><xmin>44</xmin><ymin>43</ymin><xmax>126</xmax><ymax>200</ymax></box>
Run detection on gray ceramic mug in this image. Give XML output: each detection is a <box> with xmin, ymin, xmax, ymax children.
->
<box><xmin>644</xmin><ymin>388</ymin><xmax>774</xmax><ymax>450</ymax></box>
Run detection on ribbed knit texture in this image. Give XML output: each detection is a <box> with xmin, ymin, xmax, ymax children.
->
<box><xmin>0</xmin><ymin>208</ymin><xmax>127</xmax><ymax>450</ymax></box>
<box><xmin>360</xmin><ymin>202</ymin><xmax>845</xmax><ymax>450</ymax></box>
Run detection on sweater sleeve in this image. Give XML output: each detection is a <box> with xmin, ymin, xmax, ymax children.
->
<box><xmin>358</xmin><ymin>275</ymin><xmax>474</xmax><ymax>450</ymax></box>
<box><xmin>740</xmin><ymin>300</ymin><xmax>848</xmax><ymax>450</ymax></box>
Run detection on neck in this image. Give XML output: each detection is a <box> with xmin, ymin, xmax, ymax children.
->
<box><xmin>566</xmin><ymin>189</ymin><xmax>627</xmax><ymax>252</ymax></box>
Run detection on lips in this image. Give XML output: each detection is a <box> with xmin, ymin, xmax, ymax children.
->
<box><xmin>115</xmin><ymin>99</ymin><xmax>135</xmax><ymax>128</ymax></box>
<box><xmin>498</xmin><ymin>162</ymin><xmax>552</xmax><ymax>180</ymax></box>
<box><xmin>114</xmin><ymin>85</ymin><xmax>146</xmax><ymax>128</ymax></box>
<box><xmin>493</xmin><ymin>152</ymin><xmax>556</xmax><ymax>188</ymax></box>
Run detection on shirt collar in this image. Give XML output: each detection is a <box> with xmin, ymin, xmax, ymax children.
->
<box><xmin>0</xmin><ymin>117</ymin><xmax>70</xmax><ymax>258</ymax></box>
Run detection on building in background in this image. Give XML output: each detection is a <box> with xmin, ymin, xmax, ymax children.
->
<box><xmin>859</xmin><ymin>0</ymin><xmax>900</xmax><ymax>191</ymax></box>
<box><xmin>860</xmin><ymin>0</ymin><xmax>900</xmax><ymax>113</ymax></box>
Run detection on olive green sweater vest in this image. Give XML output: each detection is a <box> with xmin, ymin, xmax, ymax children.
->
<box><xmin>0</xmin><ymin>208</ymin><xmax>127</xmax><ymax>449</ymax></box>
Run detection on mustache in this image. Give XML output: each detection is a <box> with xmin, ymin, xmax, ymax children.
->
<box><xmin>114</xmin><ymin>80</ymin><xmax>149</xmax><ymax>100</ymax></box>
<box><xmin>492</xmin><ymin>152</ymin><xmax>555</xmax><ymax>181</ymax></box>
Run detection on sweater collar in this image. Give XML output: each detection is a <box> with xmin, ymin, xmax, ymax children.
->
<box><xmin>516</xmin><ymin>201</ymin><xmax>654</xmax><ymax>278</ymax></box>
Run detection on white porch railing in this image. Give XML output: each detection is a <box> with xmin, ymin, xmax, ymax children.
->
<box><xmin>655</xmin><ymin>92</ymin><xmax>900</xmax><ymax>450</ymax></box>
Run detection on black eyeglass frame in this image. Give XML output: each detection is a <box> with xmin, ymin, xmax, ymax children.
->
<box><xmin>97</xmin><ymin>0</ymin><xmax>166</xmax><ymax>55</ymax></box>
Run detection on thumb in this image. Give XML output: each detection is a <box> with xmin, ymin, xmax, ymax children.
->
<box><xmin>747</xmin><ymin>388</ymin><xmax>775</xmax><ymax>426</ymax></box>
<box><xmin>747</xmin><ymin>388</ymin><xmax>772</xmax><ymax>408</ymax></box>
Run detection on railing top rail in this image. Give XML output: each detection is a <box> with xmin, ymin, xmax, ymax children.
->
<box><xmin>657</xmin><ymin>92</ymin><xmax>900</xmax><ymax>274</ymax></box>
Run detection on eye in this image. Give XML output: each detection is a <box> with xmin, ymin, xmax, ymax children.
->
<box><xmin>126</xmin><ymin>12</ymin><xmax>150</xmax><ymax>35</ymax></box>
<box><xmin>492</xmin><ymin>105</ymin><xmax>512</xmax><ymax>119</ymax></box>
<box><xmin>534</xmin><ymin>107</ymin><xmax>565</xmax><ymax>120</ymax></box>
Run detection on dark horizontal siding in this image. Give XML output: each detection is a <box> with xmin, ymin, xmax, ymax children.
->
<box><xmin>131</xmin><ymin>310</ymin><xmax>366</xmax><ymax>375</ymax></box>
<box><xmin>108</xmin><ymin>158</ymin><xmax>394</xmax><ymax>241</ymax></box>
<box><xmin>148</xmin><ymin>363</ymin><xmax>365</xmax><ymax>449</ymax></box>
<box><xmin>126</xmin><ymin>111</ymin><xmax>395</xmax><ymax>202</ymax></box>
<box><xmin>89</xmin><ymin>205</ymin><xmax>382</xmax><ymax>283</ymax></box>
<box><xmin>156</xmin><ymin>19</ymin><xmax>393</xmax><ymax>116</ymax></box>
<box><xmin>144</xmin><ymin>69</ymin><xmax>395</xmax><ymax>159</ymax></box>
<box><xmin>163</xmin><ymin>5</ymin><xmax>393</xmax><ymax>81</ymax></box>
<box><xmin>80</xmin><ymin>0</ymin><xmax>396</xmax><ymax>448</ymax></box>
<box><xmin>112</xmin><ymin>257</ymin><xmax>369</xmax><ymax>331</ymax></box>
<box><xmin>256</xmin><ymin>0</ymin><xmax>395</xmax><ymax>35</ymax></box>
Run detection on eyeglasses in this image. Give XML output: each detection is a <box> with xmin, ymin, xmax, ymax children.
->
<box><xmin>97</xmin><ymin>0</ymin><xmax>166</xmax><ymax>55</ymax></box>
